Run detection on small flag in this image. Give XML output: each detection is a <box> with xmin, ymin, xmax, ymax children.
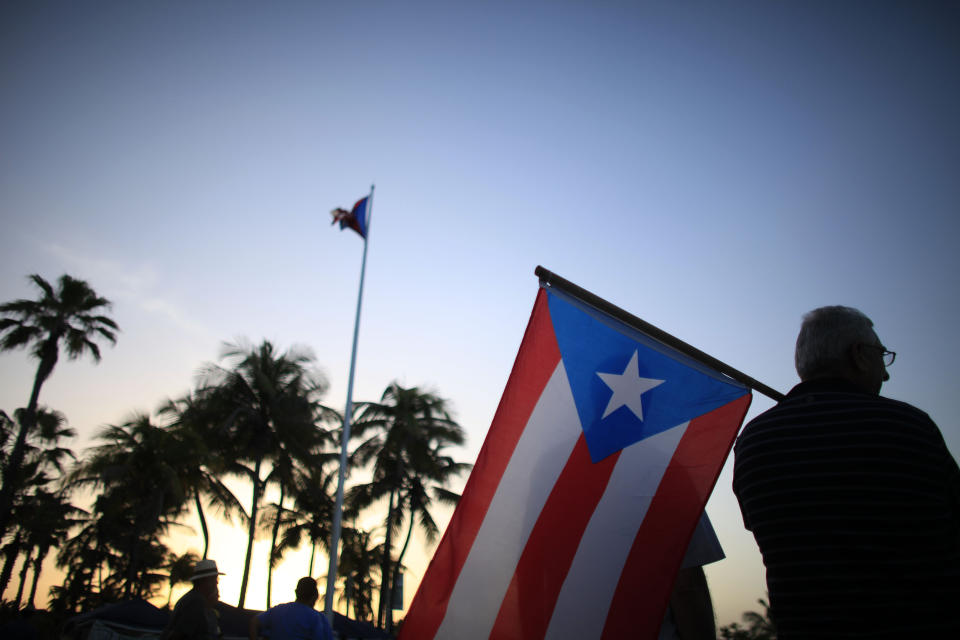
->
<box><xmin>331</xmin><ymin>196</ymin><xmax>369</xmax><ymax>238</ymax></box>
<box><xmin>399</xmin><ymin>286</ymin><xmax>752</xmax><ymax>640</ymax></box>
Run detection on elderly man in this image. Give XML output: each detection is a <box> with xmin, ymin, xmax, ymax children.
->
<box><xmin>161</xmin><ymin>559</ymin><xmax>224</xmax><ymax>640</ymax></box>
<box><xmin>249</xmin><ymin>577</ymin><xmax>332</xmax><ymax>640</ymax></box>
<box><xmin>733</xmin><ymin>306</ymin><xmax>960</xmax><ymax>638</ymax></box>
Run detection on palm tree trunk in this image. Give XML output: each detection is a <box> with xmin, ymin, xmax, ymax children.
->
<box><xmin>308</xmin><ymin>542</ymin><xmax>316</xmax><ymax>578</ymax></box>
<box><xmin>0</xmin><ymin>532</ymin><xmax>23</xmax><ymax>595</ymax></box>
<box><xmin>238</xmin><ymin>459</ymin><xmax>263</xmax><ymax>609</ymax></box>
<box><xmin>28</xmin><ymin>545</ymin><xmax>48</xmax><ymax>607</ymax></box>
<box><xmin>15</xmin><ymin>546</ymin><xmax>33</xmax><ymax>607</ymax></box>
<box><xmin>123</xmin><ymin>536</ymin><xmax>138</xmax><ymax>599</ymax></box>
<box><xmin>266</xmin><ymin>484</ymin><xmax>285</xmax><ymax>608</ymax></box>
<box><xmin>377</xmin><ymin>488</ymin><xmax>397</xmax><ymax>628</ymax></box>
<box><xmin>195</xmin><ymin>490</ymin><xmax>210</xmax><ymax>559</ymax></box>
<box><xmin>127</xmin><ymin>493</ymin><xmax>163</xmax><ymax>600</ymax></box>
<box><xmin>0</xmin><ymin>347</ymin><xmax>57</xmax><ymax>539</ymax></box>
<box><xmin>126</xmin><ymin>519</ymin><xmax>150</xmax><ymax>598</ymax></box>
<box><xmin>386</xmin><ymin>511</ymin><xmax>417</xmax><ymax>632</ymax></box>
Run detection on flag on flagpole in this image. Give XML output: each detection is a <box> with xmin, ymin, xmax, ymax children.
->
<box><xmin>331</xmin><ymin>196</ymin><xmax>369</xmax><ymax>238</ymax></box>
<box><xmin>399</xmin><ymin>285</ymin><xmax>752</xmax><ymax>640</ymax></box>
<box><xmin>325</xmin><ymin>185</ymin><xmax>374</xmax><ymax>620</ymax></box>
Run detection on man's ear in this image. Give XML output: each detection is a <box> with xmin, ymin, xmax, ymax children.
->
<box><xmin>849</xmin><ymin>343</ymin><xmax>871</xmax><ymax>373</ymax></box>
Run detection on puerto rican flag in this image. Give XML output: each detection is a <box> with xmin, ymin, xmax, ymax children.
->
<box><xmin>399</xmin><ymin>287</ymin><xmax>751</xmax><ymax>640</ymax></box>
<box><xmin>331</xmin><ymin>196</ymin><xmax>369</xmax><ymax>238</ymax></box>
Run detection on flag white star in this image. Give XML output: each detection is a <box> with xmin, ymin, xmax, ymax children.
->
<box><xmin>596</xmin><ymin>350</ymin><xmax>665</xmax><ymax>420</ymax></box>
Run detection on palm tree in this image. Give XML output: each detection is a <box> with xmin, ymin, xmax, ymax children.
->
<box><xmin>68</xmin><ymin>413</ymin><xmax>188</xmax><ymax>599</ymax></box>
<box><xmin>163</xmin><ymin>550</ymin><xmax>200</xmax><ymax>609</ymax></box>
<box><xmin>268</xmin><ymin>462</ymin><xmax>338</xmax><ymax>581</ymax></box>
<box><xmin>333</xmin><ymin>526</ymin><xmax>380</xmax><ymax>622</ymax></box>
<box><xmin>1</xmin><ymin>409</ymin><xmax>13</xmax><ymax>466</ymax></box>
<box><xmin>262</xmin><ymin>447</ymin><xmax>307</xmax><ymax>607</ymax></box>
<box><xmin>25</xmin><ymin>489</ymin><xmax>80</xmax><ymax>608</ymax></box>
<box><xmin>348</xmin><ymin>382</ymin><xmax>469</xmax><ymax>630</ymax></box>
<box><xmin>12</xmin><ymin>487</ymin><xmax>79</xmax><ymax>608</ymax></box>
<box><xmin>719</xmin><ymin>598</ymin><xmax>777</xmax><ymax>640</ymax></box>
<box><xmin>196</xmin><ymin>340</ymin><xmax>330</xmax><ymax>609</ymax></box>
<box><xmin>159</xmin><ymin>393</ymin><xmax>246</xmax><ymax>560</ymax></box>
<box><xmin>390</xmin><ymin>454</ymin><xmax>467</xmax><ymax>590</ymax></box>
<box><xmin>15</xmin><ymin>406</ymin><xmax>77</xmax><ymax>481</ymax></box>
<box><xmin>0</xmin><ymin>532</ymin><xmax>22</xmax><ymax>600</ymax></box>
<box><xmin>0</xmin><ymin>273</ymin><xmax>118</xmax><ymax>539</ymax></box>
<box><xmin>51</xmin><ymin>507</ymin><xmax>117</xmax><ymax>614</ymax></box>
<box><xmin>14</xmin><ymin>536</ymin><xmax>32</xmax><ymax>606</ymax></box>
<box><xmin>263</xmin><ymin>436</ymin><xmax>339</xmax><ymax>607</ymax></box>
<box><xmin>0</xmin><ymin>406</ymin><xmax>77</xmax><ymax>599</ymax></box>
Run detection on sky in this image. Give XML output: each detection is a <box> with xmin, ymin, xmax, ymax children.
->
<box><xmin>1</xmin><ymin>0</ymin><xmax>958</xmax><ymax>629</ymax></box>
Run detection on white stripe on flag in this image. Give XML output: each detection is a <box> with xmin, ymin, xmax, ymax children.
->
<box><xmin>435</xmin><ymin>363</ymin><xmax>580</xmax><ymax>640</ymax></box>
<box><xmin>544</xmin><ymin>421</ymin><xmax>688</xmax><ymax>639</ymax></box>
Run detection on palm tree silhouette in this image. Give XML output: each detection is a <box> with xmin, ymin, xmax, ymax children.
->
<box><xmin>266</xmin><ymin>462</ymin><xmax>338</xmax><ymax>582</ymax></box>
<box><xmin>0</xmin><ymin>406</ymin><xmax>78</xmax><ymax>600</ymax></box>
<box><xmin>18</xmin><ymin>487</ymin><xmax>80</xmax><ymax>608</ymax></box>
<box><xmin>50</xmin><ymin>506</ymin><xmax>118</xmax><ymax>614</ymax></box>
<box><xmin>0</xmin><ymin>274</ymin><xmax>118</xmax><ymax>539</ymax></box>
<box><xmin>719</xmin><ymin>598</ymin><xmax>777</xmax><ymax>640</ymax></box>
<box><xmin>68</xmin><ymin>413</ymin><xmax>188</xmax><ymax>599</ymax></box>
<box><xmin>197</xmin><ymin>340</ymin><xmax>329</xmax><ymax>609</ymax></box>
<box><xmin>159</xmin><ymin>393</ymin><xmax>246</xmax><ymax>560</ymax></box>
<box><xmin>163</xmin><ymin>550</ymin><xmax>200</xmax><ymax>609</ymax></box>
<box><xmin>331</xmin><ymin>526</ymin><xmax>380</xmax><ymax>622</ymax></box>
<box><xmin>348</xmin><ymin>383</ymin><xmax>469</xmax><ymax>631</ymax></box>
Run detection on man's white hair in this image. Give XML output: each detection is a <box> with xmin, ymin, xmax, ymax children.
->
<box><xmin>795</xmin><ymin>305</ymin><xmax>876</xmax><ymax>380</ymax></box>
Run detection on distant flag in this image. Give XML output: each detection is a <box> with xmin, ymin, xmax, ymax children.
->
<box><xmin>399</xmin><ymin>272</ymin><xmax>753</xmax><ymax>640</ymax></box>
<box><xmin>331</xmin><ymin>196</ymin><xmax>369</xmax><ymax>238</ymax></box>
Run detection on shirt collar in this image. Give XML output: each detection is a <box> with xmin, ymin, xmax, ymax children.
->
<box><xmin>785</xmin><ymin>377</ymin><xmax>870</xmax><ymax>398</ymax></box>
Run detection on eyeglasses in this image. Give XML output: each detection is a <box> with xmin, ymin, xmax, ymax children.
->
<box><xmin>863</xmin><ymin>344</ymin><xmax>896</xmax><ymax>367</ymax></box>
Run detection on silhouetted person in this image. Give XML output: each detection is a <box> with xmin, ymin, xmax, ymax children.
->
<box><xmin>663</xmin><ymin>567</ymin><xmax>714</xmax><ymax>640</ymax></box>
<box><xmin>249</xmin><ymin>577</ymin><xmax>332</xmax><ymax>640</ymax></box>
<box><xmin>660</xmin><ymin>513</ymin><xmax>725</xmax><ymax>640</ymax></box>
<box><xmin>733</xmin><ymin>306</ymin><xmax>960</xmax><ymax>638</ymax></box>
<box><xmin>161</xmin><ymin>559</ymin><xmax>224</xmax><ymax>640</ymax></box>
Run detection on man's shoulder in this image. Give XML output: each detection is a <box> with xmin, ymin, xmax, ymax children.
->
<box><xmin>271</xmin><ymin>602</ymin><xmax>322</xmax><ymax>618</ymax></box>
<box><xmin>173</xmin><ymin>588</ymin><xmax>203</xmax><ymax>611</ymax></box>
<box><xmin>264</xmin><ymin>602</ymin><xmax>307</xmax><ymax>614</ymax></box>
<box><xmin>166</xmin><ymin>588</ymin><xmax>204</xmax><ymax>635</ymax></box>
<box><xmin>747</xmin><ymin>382</ymin><xmax>930</xmax><ymax>426</ymax></box>
<box><xmin>735</xmin><ymin>383</ymin><xmax>937</xmax><ymax>460</ymax></box>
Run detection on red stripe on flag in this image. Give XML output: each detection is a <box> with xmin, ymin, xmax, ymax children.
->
<box><xmin>601</xmin><ymin>394</ymin><xmax>752</xmax><ymax>640</ymax></box>
<box><xmin>399</xmin><ymin>289</ymin><xmax>562</xmax><ymax>640</ymax></box>
<box><xmin>490</xmin><ymin>435</ymin><xmax>620</xmax><ymax>640</ymax></box>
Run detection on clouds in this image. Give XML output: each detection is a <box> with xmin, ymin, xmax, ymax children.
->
<box><xmin>42</xmin><ymin>241</ymin><xmax>215</xmax><ymax>341</ymax></box>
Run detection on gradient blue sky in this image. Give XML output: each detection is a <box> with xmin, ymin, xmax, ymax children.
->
<box><xmin>2</xmin><ymin>0</ymin><xmax>958</xmax><ymax>627</ymax></box>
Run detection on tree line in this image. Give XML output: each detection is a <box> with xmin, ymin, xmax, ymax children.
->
<box><xmin>0</xmin><ymin>273</ymin><xmax>470</xmax><ymax>634</ymax></box>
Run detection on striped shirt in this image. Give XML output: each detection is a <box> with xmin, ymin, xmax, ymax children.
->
<box><xmin>733</xmin><ymin>378</ymin><xmax>960</xmax><ymax>639</ymax></box>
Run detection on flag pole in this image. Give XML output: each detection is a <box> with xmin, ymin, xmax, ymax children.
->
<box><xmin>325</xmin><ymin>184</ymin><xmax>375</xmax><ymax>620</ymax></box>
<box><xmin>534</xmin><ymin>265</ymin><xmax>785</xmax><ymax>402</ymax></box>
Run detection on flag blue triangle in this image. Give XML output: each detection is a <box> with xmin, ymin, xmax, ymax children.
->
<box><xmin>547</xmin><ymin>290</ymin><xmax>748</xmax><ymax>462</ymax></box>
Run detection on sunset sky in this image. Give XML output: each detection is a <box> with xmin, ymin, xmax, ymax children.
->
<box><xmin>1</xmin><ymin>1</ymin><xmax>958</xmax><ymax>628</ymax></box>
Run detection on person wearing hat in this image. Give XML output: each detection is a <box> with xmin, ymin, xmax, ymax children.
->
<box><xmin>249</xmin><ymin>577</ymin><xmax>332</xmax><ymax>640</ymax></box>
<box><xmin>161</xmin><ymin>559</ymin><xmax>224</xmax><ymax>640</ymax></box>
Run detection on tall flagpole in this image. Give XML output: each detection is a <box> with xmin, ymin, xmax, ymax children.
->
<box><xmin>325</xmin><ymin>184</ymin><xmax>375</xmax><ymax>619</ymax></box>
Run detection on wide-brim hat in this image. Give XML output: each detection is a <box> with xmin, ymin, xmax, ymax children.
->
<box><xmin>191</xmin><ymin>559</ymin><xmax>225</xmax><ymax>581</ymax></box>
